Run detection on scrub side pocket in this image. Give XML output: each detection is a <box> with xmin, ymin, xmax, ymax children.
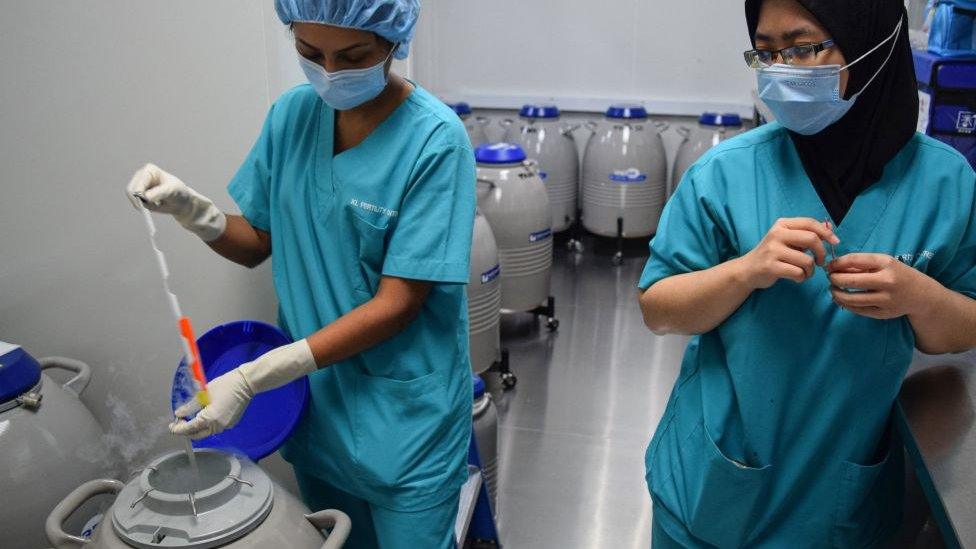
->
<box><xmin>347</xmin><ymin>213</ymin><xmax>389</xmax><ymax>303</ymax></box>
<box><xmin>649</xmin><ymin>414</ymin><xmax>772</xmax><ymax>548</ymax></box>
<box><xmin>831</xmin><ymin>430</ymin><xmax>904</xmax><ymax>548</ymax></box>
<box><xmin>352</xmin><ymin>370</ymin><xmax>454</xmax><ymax>490</ymax></box>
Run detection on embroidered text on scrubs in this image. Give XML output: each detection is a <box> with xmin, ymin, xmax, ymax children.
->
<box><xmin>350</xmin><ymin>198</ymin><xmax>399</xmax><ymax>218</ymax></box>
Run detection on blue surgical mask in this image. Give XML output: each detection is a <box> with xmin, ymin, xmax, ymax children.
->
<box><xmin>299</xmin><ymin>45</ymin><xmax>397</xmax><ymax>111</ymax></box>
<box><xmin>757</xmin><ymin>17</ymin><xmax>903</xmax><ymax>135</ymax></box>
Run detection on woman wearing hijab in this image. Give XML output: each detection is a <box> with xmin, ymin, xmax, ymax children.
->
<box><xmin>638</xmin><ymin>0</ymin><xmax>976</xmax><ymax>546</ymax></box>
<box><xmin>127</xmin><ymin>1</ymin><xmax>474</xmax><ymax>547</ymax></box>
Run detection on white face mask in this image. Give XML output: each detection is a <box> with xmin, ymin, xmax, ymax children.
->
<box><xmin>298</xmin><ymin>45</ymin><xmax>397</xmax><ymax>111</ymax></box>
<box><xmin>757</xmin><ymin>16</ymin><xmax>903</xmax><ymax>135</ymax></box>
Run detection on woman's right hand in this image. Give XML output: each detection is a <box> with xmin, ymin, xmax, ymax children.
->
<box><xmin>739</xmin><ymin>218</ymin><xmax>839</xmax><ymax>289</ymax></box>
<box><xmin>126</xmin><ymin>163</ymin><xmax>226</xmax><ymax>242</ymax></box>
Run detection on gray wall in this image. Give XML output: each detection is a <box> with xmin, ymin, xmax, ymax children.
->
<box><xmin>0</xmin><ymin>1</ymin><xmax>280</xmax><ymax>475</ymax></box>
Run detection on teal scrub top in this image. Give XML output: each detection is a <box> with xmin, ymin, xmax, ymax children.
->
<box><xmin>228</xmin><ymin>84</ymin><xmax>476</xmax><ymax>512</ymax></box>
<box><xmin>639</xmin><ymin>123</ymin><xmax>976</xmax><ymax>548</ymax></box>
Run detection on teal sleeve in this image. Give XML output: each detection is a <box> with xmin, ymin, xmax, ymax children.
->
<box><xmin>638</xmin><ymin>169</ymin><xmax>732</xmax><ymax>290</ymax></box>
<box><xmin>227</xmin><ymin>106</ymin><xmax>275</xmax><ymax>233</ymax></box>
<box><xmin>382</xmin><ymin>145</ymin><xmax>476</xmax><ymax>284</ymax></box>
<box><xmin>935</xmin><ymin>164</ymin><xmax>976</xmax><ymax>299</ymax></box>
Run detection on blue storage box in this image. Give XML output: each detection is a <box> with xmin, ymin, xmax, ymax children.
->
<box><xmin>928</xmin><ymin>0</ymin><xmax>976</xmax><ymax>57</ymax></box>
<box><xmin>913</xmin><ymin>48</ymin><xmax>976</xmax><ymax>167</ymax></box>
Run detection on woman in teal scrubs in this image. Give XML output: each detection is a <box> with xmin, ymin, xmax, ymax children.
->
<box><xmin>639</xmin><ymin>0</ymin><xmax>976</xmax><ymax>547</ymax></box>
<box><xmin>127</xmin><ymin>1</ymin><xmax>474</xmax><ymax>547</ymax></box>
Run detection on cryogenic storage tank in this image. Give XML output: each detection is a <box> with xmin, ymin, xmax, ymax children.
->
<box><xmin>467</xmin><ymin>210</ymin><xmax>501</xmax><ymax>376</ymax></box>
<box><xmin>501</xmin><ymin>105</ymin><xmax>580</xmax><ymax>233</ymax></box>
<box><xmin>471</xmin><ymin>375</ymin><xmax>499</xmax><ymax>520</ymax></box>
<box><xmin>46</xmin><ymin>448</ymin><xmax>351</xmax><ymax>549</ymax></box>
<box><xmin>0</xmin><ymin>343</ymin><xmax>109</xmax><ymax>549</ymax></box>
<box><xmin>475</xmin><ymin>143</ymin><xmax>553</xmax><ymax>313</ymax></box>
<box><xmin>449</xmin><ymin>102</ymin><xmax>490</xmax><ymax>147</ymax></box>
<box><xmin>671</xmin><ymin>112</ymin><xmax>745</xmax><ymax>195</ymax></box>
<box><xmin>581</xmin><ymin>105</ymin><xmax>668</xmax><ymax>239</ymax></box>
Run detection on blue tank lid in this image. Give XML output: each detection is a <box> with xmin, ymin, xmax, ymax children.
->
<box><xmin>475</xmin><ymin>142</ymin><xmax>527</xmax><ymax>164</ymax></box>
<box><xmin>448</xmin><ymin>102</ymin><xmax>472</xmax><ymax>116</ymax></box>
<box><xmin>0</xmin><ymin>342</ymin><xmax>41</xmax><ymax>405</ymax></box>
<box><xmin>519</xmin><ymin>104</ymin><xmax>561</xmax><ymax>119</ymax></box>
<box><xmin>171</xmin><ymin>320</ymin><xmax>308</xmax><ymax>461</ymax></box>
<box><xmin>699</xmin><ymin>112</ymin><xmax>743</xmax><ymax>127</ymax></box>
<box><xmin>605</xmin><ymin>104</ymin><xmax>648</xmax><ymax>120</ymax></box>
<box><xmin>472</xmin><ymin>374</ymin><xmax>486</xmax><ymax>400</ymax></box>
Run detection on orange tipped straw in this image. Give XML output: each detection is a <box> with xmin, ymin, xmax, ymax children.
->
<box><xmin>179</xmin><ymin>316</ymin><xmax>210</xmax><ymax>407</ymax></box>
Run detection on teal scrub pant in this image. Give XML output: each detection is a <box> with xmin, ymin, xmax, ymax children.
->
<box><xmin>651</xmin><ymin>513</ymin><xmax>683</xmax><ymax>549</ymax></box>
<box><xmin>294</xmin><ymin>469</ymin><xmax>459</xmax><ymax>549</ymax></box>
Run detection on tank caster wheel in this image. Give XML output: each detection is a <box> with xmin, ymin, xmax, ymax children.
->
<box><xmin>612</xmin><ymin>252</ymin><xmax>624</xmax><ymax>266</ymax></box>
<box><xmin>566</xmin><ymin>239</ymin><xmax>584</xmax><ymax>254</ymax></box>
<box><xmin>546</xmin><ymin>317</ymin><xmax>560</xmax><ymax>331</ymax></box>
<box><xmin>501</xmin><ymin>372</ymin><xmax>517</xmax><ymax>388</ymax></box>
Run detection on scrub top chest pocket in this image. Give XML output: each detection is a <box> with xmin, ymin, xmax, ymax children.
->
<box><xmin>343</xmin><ymin>201</ymin><xmax>394</xmax><ymax>301</ymax></box>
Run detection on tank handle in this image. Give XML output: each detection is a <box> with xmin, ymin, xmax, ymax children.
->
<box><xmin>498</xmin><ymin>118</ymin><xmax>514</xmax><ymax>129</ymax></box>
<box><xmin>475</xmin><ymin>116</ymin><xmax>490</xmax><ymax>127</ymax></box>
<box><xmin>476</xmin><ymin>177</ymin><xmax>497</xmax><ymax>190</ymax></box>
<box><xmin>38</xmin><ymin>357</ymin><xmax>93</xmax><ymax>397</ymax></box>
<box><xmin>306</xmin><ymin>509</ymin><xmax>352</xmax><ymax>549</ymax></box>
<box><xmin>584</xmin><ymin>120</ymin><xmax>599</xmax><ymax>133</ymax></box>
<box><xmin>560</xmin><ymin>123</ymin><xmax>581</xmax><ymax>137</ymax></box>
<box><xmin>676</xmin><ymin>126</ymin><xmax>692</xmax><ymax>139</ymax></box>
<box><xmin>523</xmin><ymin>159</ymin><xmax>542</xmax><ymax>177</ymax></box>
<box><xmin>46</xmin><ymin>479</ymin><xmax>124</xmax><ymax>548</ymax></box>
<box><xmin>652</xmin><ymin>120</ymin><xmax>671</xmax><ymax>134</ymax></box>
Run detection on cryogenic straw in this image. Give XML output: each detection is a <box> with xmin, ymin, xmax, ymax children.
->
<box><xmin>138</xmin><ymin>206</ymin><xmax>210</xmax><ymax>407</ymax></box>
<box><xmin>824</xmin><ymin>219</ymin><xmax>837</xmax><ymax>265</ymax></box>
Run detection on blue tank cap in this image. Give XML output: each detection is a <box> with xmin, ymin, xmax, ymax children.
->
<box><xmin>472</xmin><ymin>374</ymin><xmax>486</xmax><ymax>400</ymax></box>
<box><xmin>0</xmin><ymin>342</ymin><xmax>42</xmax><ymax>405</ymax></box>
<box><xmin>605</xmin><ymin>104</ymin><xmax>648</xmax><ymax>120</ymax></box>
<box><xmin>171</xmin><ymin>320</ymin><xmax>308</xmax><ymax>461</ymax></box>
<box><xmin>699</xmin><ymin>112</ymin><xmax>743</xmax><ymax>127</ymax></box>
<box><xmin>519</xmin><ymin>104</ymin><xmax>561</xmax><ymax>119</ymax></box>
<box><xmin>448</xmin><ymin>102</ymin><xmax>472</xmax><ymax>116</ymax></box>
<box><xmin>475</xmin><ymin>142</ymin><xmax>527</xmax><ymax>164</ymax></box>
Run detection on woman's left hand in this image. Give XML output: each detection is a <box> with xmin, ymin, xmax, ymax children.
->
<box><xmin>827</xmin><ymin>253</ymin><xmax>936</xmax><ymax>320</ymax></box>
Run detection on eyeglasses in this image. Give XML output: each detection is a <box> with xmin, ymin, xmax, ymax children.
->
<box><xmin>743</xmin><ymin>39</ymin><xmax>836</xmax><ymax>68</ymax></box>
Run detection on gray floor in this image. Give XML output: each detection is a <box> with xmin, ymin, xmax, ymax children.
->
<box><xmin>488</xmin><ymin>237</ymin><xmax>688</xmax><ymax>549</ymax></box>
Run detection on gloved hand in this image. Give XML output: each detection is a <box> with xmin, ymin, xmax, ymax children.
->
<box><xmin>170</xmin><ymin>339</ymin><xmax>317</xmax><ymax>440</ymax></box>
<box><xmin>126</xmin><ymin>163</ymin><xmax>227</xmax><ymax>242</ymax></box>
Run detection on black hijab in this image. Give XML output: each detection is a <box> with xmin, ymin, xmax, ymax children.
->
<box><xmin>745</xmin><ymin>0</ymin><xmax>919</xmax><ymax>224</ymax></box>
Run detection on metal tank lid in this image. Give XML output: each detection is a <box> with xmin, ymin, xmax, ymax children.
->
<box><xmin>171</xmin><ymin>320</ymin><xmax>308</xmax><ymax>461</ymax></box>
<box><xmin>605</xmin><ymin>104</ymin><xmax>648</xmax><ymax>120</ymax></box>
<box><xmin>448</xmin><ymin>102</ymin><xmax>473</xmax><ymax>116</ymax></box>
<box><xmin>0</xmin><ymin>342</ymin><xmax>41</xmax><ymax>406</ymax></box>
<box><xmin>519</xmin><ymin>104</ymin><xmax>560</xmax><ymax>119</ymax></box>
<box><xmin>699</xmin><ymin>112</ymin><xmax>743</xmax><ymax>127</ymax></box>
<box><xmin>475</xmin><ymin>143</ymin><xmax>527</xmax><ymax>164</ymax></box>
<box><xmin>111</xmin><ymin>449</ymin><xmax>274</xmax><ymax>548</ymax></box>
<box><xmin>472</xmin><ymin>374</ymin><xmax>486</xmax><ymax>400</ymax></box>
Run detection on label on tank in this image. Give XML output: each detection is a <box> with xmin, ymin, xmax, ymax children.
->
<box><xmin>529</xmin><ymin>228</ymin><xmax>553</xmax><ymax>243</ymax></box>
<box><xmin>957</xmin><ymin>111</ymin><xmax>976</xmax><ymax>134</ymax></box>
<box><xmin>481</xmin><ymin>264</ymin><xmax>501</xmax><ymax>284</ymax></box>
<box><xmin>609</xmin><ymin>168</ymin><xmax>648</xmax><ymax>183</ymax></box>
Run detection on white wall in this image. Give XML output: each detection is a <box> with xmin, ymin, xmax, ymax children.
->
<box><xmin>0</xmin><ymin>1</ymin><xmax>280</xmax><ymax>475</ymax></box>
<box><xmin>412</xmin><ymin>0</ymin><xmax>757</xmax><ymax>116</ymax></box>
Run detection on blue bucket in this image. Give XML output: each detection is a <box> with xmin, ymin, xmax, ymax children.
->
<box><xmin>171</xmin><ymin>320</ymin><xmax>308</xmax><ymax>461</ymax></box>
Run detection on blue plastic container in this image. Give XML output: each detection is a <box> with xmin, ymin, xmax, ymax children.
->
<box><xmin>171</xmin><ymin>320</ymin><xmax>308</xmax><ymax>461</ymax></box>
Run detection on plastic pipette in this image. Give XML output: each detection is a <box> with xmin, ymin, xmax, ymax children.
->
<box><xmin>135</xmin><ymin>197</ymin><xmax>210</xmax><ymax>409</ymax></box>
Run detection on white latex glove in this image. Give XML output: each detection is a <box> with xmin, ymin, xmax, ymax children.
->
<box><xmin>170</xmin><ymin>339</ymin><xmax>317</xmax><ymax>440</ymax></box>
<box><xmin>126</xmin><ymin>163</ymin><xmax>227</xmax><ymax>242</ymax></box>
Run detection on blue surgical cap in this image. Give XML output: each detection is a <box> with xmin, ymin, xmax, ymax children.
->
<box><xmin>275</xmin><ymin>0</ymin><xmax>420</xmax><ymax>60</ymax></box>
